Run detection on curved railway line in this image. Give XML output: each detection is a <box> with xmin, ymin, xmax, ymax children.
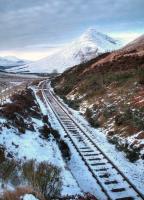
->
<box><xmin>40</xmin><ymin>80</ymin><xmax>144</xmax><ymax>200</ymax></box>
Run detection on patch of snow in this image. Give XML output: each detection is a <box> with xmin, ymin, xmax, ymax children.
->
<box><xmin>0</xmin><ymin>89</ymin><xmax>81</xmax><ymax>196</ymax></box>
<box><xmin>22</xmin><ymin>194</ymin><xmax>39</xmax><ymax>200</ymax></box>
<box><xmin>0</xmin><ymin>124</ymin><xmax>81</xmax><ymax>196</ymax></box>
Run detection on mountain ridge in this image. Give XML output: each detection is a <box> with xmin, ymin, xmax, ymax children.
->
<box><xmin>0</xmin><ymin>56</ymin><xmax>29</xmax><ymax>69</ymax></box>
<box><xmin>8</xmin><ymin>28</ymin><xmax>122</xmax><ymax>73</ymax></box>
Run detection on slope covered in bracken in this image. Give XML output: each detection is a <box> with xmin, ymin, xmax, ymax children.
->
<box><xmin>52</xmin><ymin>35</ymin><xmax>144</xmax><ymax>162</ymax></box>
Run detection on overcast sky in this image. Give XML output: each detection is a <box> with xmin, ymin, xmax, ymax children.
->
<box><xmin>0</xmin><ymin>0</ymin><xmax>144</xmax><ymax>60</ymax></box>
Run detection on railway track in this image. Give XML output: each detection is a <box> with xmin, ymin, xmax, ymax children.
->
<box><xmin>41</xmin><ymin>81</ymin><xmax>144</xmax><ymax>200</ymax></box>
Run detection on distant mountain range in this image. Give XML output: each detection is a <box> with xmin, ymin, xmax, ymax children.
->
<box><xmin>0</xmin><ymin>56</ymin><xmax>29</xmax><ymax>70</ymax></box>
<box><xmin>6</xmin><ymin>28</ymin><xmax>123</xmax><ymax>73</ymax></box>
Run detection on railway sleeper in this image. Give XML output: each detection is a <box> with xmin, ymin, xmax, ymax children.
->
<box><xmin>63</xmin><ymin>122</ymin><xmax>75</xmax><ymax>124</ymax></box>
<box><xmin>88</xmin><ymin>158</ymin><xmax>101</xmax><ymax>161</ymax></box>
<box><xmin>63</xmin><ymin>123</ymin><xmax>75</xmax><ymax>126</ymax></box>
<box><xmin>65</xmin><ymin>125</ymin><xmax>76</xmax><ymax>127</ymax></box>
<box><xmin>104</xmin><ymin>180</ymin><xmax>118</xmax><ymax>185</ymax></box>
<box><xmin>67</xmin><ymin>127</ymin><xmax>77</xmax><ymax>130</ymax></box>
<box><xmin>71</xmin><ymin>134</ymin><xmax>78</xmax><ymax>136</ymax></box>
<box><xmin>84</xmin><ymin>153</ymin><xmax>100</xmax><ymax>157</ymax></box>
<box><xmin>70</xmin><ymin>130</ymin><xmax>79</xmax><ymax>133</ymax></box>
<box><xmin>99</xmin><ymin>173</ymin><xmax>111</xmax><ymax>178</ymax></box>
<box><xmin>95</xmin><ymin>168</ymin><xmax>109</xmax><ymax>172</ymax></box>
<box><xmin>62</xmin><ymin>120</ymin><xmax>72</xmax><ymax>122</ymax></box>
<box><xmin>115</xmin><ymin>197</ymin><xmax>134</xmax><ymax>200</ymax></box>
<box><xmin>79</xmin><ymin>147</ymin><xmax>90</xmax><ymax>150</ymax></box>
<box><xmin>91</xmin><ymin>162</ymin><xmax>106</xmax><ymax>166</ymax></box>
<box><xmin>81</xmin><ymin>150</ymin><xmax>94</xmax><ymax>153</ymax></box>
<box><xmin>111</xmin><ymin>188</ymin><xmax>126</xmax><ymax>192</ymax></box>
<box><xmin>70</xmin><ymin>131</ymin><xmax>78</xmax><ymax>134</ymax></box>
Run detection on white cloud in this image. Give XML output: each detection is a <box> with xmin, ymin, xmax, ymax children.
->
<box><xmin>0</xmin><ymin>48</ymin><xmax>61</xmax><ymax>61</ymax></box>
<box><xmin>0</xmin><ymin>0</ymin><xmax>143</xmax><ymax>49</ymax></box>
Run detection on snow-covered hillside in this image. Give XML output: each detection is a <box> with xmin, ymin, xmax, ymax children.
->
<box><xmin>0</xmin><ymin>56</ymin><xmax>29</xmax><ymax>69</ymax></box>
<box><xmin>17</xmin><ymin>29</ymin><xmax>122</xmax><ymax>73</ymax></box>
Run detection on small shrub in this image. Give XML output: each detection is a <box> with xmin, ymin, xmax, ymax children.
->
<box><xmin>59</xmin><ymin>140</ymin><xmax>71</xmax><ymax>161</ymax></box>
<box><xmin>42</xmin><ymin>115</ymin><xmax>52</xmax><ymax>128</ymax></box>
<box><xmin>107</xmin><ymin>136</ymin><xmax>119</xmax><ymax>145</ymax></box>
<box><xmin>1</xmin><ymin>103</ymin><xmax>23</xmax><ymax>120</ymax></box>
<box><xmin>103</xmin><ymin>105</ymin><xmax>117</xmax><ymax>118</ymax></box>
<box><xmin>107</xmin><ymin>131</ymin><xmax>116</xmax><ymax>137</ymax></box>
<box><xmin>51</xmin><ymin>129</ymin><xmax>61</xmax><ymax>140</ymax></box>
<box><xmin>1</xmin><ymin>89</ymin><xmax>42</xmax><ymax>132</ymax></box>
<box><xmin>125</xmin><ymin>147</ymin><xmax>140</xmax><ymax>162</ymax></box>
<box><xmin>26</xmin><ymin>123</ymin><xmax>35</xmax><ymax>132</ymax></box>
<box><xmin>14</xmin><ymin>116</ymin><xmax>24</xmax><ymax>127</ymax></box>
<box><xmin>115</xmin><ymin>114</ymin><xmax>125</xmax><ymax>126</ymax></box>
<box><xmin>85</xmin><ymin>108</ymin><xmax>100</xmax><ymax>128</ymax></box>
<box><xmin>119</xmin><ymin>108</ymin><xmax>144</xmax><ymax>130</ymax></box>
<box><xmin>22</xmin><ymin>160</ymin><xmax>62</xmax><ymax>199</ymax></box>
<box><xmin>18</xmin><ymin>126</ymin><xmax>26</xmax><ymax>134</ymax></box>
<box><xmin>85</xmin><ymin>108</ymin><xmax>93</xmax><ymax>119</ymax></box>
<box><xmin>22</xmin><ymin>160</ymin><xmax>36</xmax><ymax>188</ymax></box>
<box><xmin>88</xmin><ymin>117</ymin><xmax>100</xmax><ymax>128</ymax></box>
<box><xmin>0</xmin><ymin>159</ymin><xmax>17</xmax><ymax>188</ymax></box>
<box><xmin>39</xmin><ymin>124</ymin><xmax>51</xmax><ymax>139</ymax></box>
<box><xmin>0</xmin><ymin>146</ymin><xmax>5</xmax><ymax>163</ymax></box>
<box><xmin>63</xmin><ymin>98</ymin><xmax>80</xmax><ymax>110</ymax></box>
<box><xmin>107</xmin><ymin>136</ymin><xmax>140</xmax><ymax>162</ymax></box>
<box><xmin>42</xmin><ymin>115</ymin><xmax>49</xmax><ymax>124</ymax></box>
<box><xmin>92</xmin><ymin>104</ymin><xmax>98</xmax><ymax>110</ymax></box>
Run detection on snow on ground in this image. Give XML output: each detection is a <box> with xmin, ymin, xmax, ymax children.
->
<box><xmin>22</xmin><ymin>194</ymin><xmax>39</xmax><ymax>200</ymax></box>
<box><xmin>0</xmin><ymin>124</ymin><xmax>81</xmax><ymax>195</ymax></box>
<box><xmin>52</xmin><ymin>87</ymin><xmax>144</xmax><ymax>195</ymax></box>
<box><xmin>0</xmin><ymin>93</ymin><xmax>81</xmax><ymax>196</ymax></box>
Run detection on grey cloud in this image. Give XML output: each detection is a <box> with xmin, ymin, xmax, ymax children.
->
<box><xmin>0</xmin><ymin>0</ymin><xmax>143</xmax><ymax>50</ymax></box>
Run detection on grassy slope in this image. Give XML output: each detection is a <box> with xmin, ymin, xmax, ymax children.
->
<box><xmin>52</xmin><ymin>50</ymin><xmax>144</xmax><ymax>162</ymax></box>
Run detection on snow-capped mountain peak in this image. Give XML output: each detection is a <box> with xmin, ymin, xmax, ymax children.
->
<box><xmin>7</xmin><ymin>28</ymin><xmax>123</xmax><ymax>73</ymax></box>
<box><xmin>79</xmin><ymin>28</ymin><xmax>120</xmax><ymax>49</ymax></box>
<box><xmin>80</xmin><ymin>28</ymin><xmax>109</xmax><ymax>41</ymax></box>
